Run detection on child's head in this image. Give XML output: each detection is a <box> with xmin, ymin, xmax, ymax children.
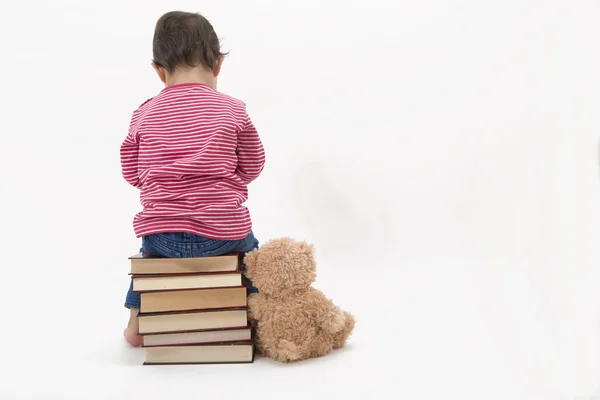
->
<box><xmin>152</xmin><ymin>11</ymin><xmax>227</xmax><ymax>88</ymax></box>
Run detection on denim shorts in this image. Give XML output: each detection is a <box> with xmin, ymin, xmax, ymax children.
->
<box><xmin>124</xmin><ymin>231</ymin><xmax>259</xmax><ymax>309</ymax></box>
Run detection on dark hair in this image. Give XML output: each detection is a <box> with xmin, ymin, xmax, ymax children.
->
<box><xmin>152</xmin><ymin>11</ymin><xmax>228</xmax><ymax>73</ymax></box>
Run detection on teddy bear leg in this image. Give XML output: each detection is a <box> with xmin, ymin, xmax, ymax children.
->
<box><xmin>271</xmin><ymin>339</ymin><xmax>304</xmax><ymax>363</ymax></box>
<box><xmin>332</xmin><ymin>311</ymin><xmax>355</xmax><ymax>349</ymax></box>
<box><xmin>309</xmin><ymin>334</ymin><xmax>336</xmax><ymax>359</ymax></box>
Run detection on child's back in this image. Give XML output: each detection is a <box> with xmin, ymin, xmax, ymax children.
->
<box><xmin>121</xmin><ymin>83</ymin><xmax>264</xmax><ymax>240</ymax></box>
<box><xmin>120</xmin><ymin>11</ymin><xmax>265</xmax><ymax>346</ymax></box>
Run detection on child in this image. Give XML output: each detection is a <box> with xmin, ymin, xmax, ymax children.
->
<box><xmin>120</xmin><ymin>11</ymin><xmax>265</xmax><ymax>347</ymax></box>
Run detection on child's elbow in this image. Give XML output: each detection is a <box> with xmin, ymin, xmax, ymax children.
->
<box><xmin>237</xmin><ymin>161</ymin><xmax>265</xmax><ymax>185</ymax></box>
<box><xmin>237</xmin><ymin>172</ymin><xmax>259</xmax><ymax>185</ymax></box>
<box><xmin>123</xmin><ymin>173</ymin><xmax>142</xmax><ymax>189</ymax></box>
<box><xmin>127</xmin><ymin>179</ymin><xmax>141</xmax><ymax>189</ymax></box>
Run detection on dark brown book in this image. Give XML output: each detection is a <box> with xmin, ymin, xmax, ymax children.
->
<box><xmin>129</xmin><ymin>252</ymin><xmax>239</xmax><ymax>275</ymax></box>
<box><xmin>143</xmin><ymin>341</ymin><xmax>254</xmax><ymax>365</ymax></box>
<box><xmin>142</xmin><ymin>323</ymin><xmax>252</xmax><ymax>347</ymax></box>
<box><xmin>140</xmin><ymin>287</ymin><xmax>247</xmax><ymax>313</ymax></box>
<box><xmin>132</xmin><ymin>268</ymin><xmax>243</xmax><ymax>292</ymax></box>
<box><xmin>138</xmin><ymin>307</ymin><xmax>249</xmax><ymax>334</ymax></box>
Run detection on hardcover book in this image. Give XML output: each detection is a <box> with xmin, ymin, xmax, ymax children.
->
<box><xmin>142</xmin><ymin>323</ymin><xmax>252</xmax><ymax>347</ymax></box>
<box><xmin>138</xmin><ymin>307</ymin><xmax>249</xmax><ymax>334</ymax></box>
<box><xmin>129</xmin><ymin>252</ymin><xmax>239</xmax><ymax>275</ymax></box>
<box><xmin>132</xmin><ymin>269</ymin><xmax>243</xmax><ymax>292</ymax></box>
<box><xmin>139</xmin><ymin>287</ymin><xmax>248</xmax><ymax>313</ymax></box>
<box><xmin>143</xmin><ymin>341</ymin><xmax>254</xmax><ymax>365</ymax></box>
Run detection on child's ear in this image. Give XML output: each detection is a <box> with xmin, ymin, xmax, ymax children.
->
<box><xmin>213</xmin><ymin>56</ymin><xmax>224</xmax><ymax>78</ymax></box>
<box><xmin>152</xmin><ymin>62</ymin><xmax>167</xmax><ymax>84</ymax></box>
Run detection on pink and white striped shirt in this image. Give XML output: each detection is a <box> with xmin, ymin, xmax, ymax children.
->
<box><xmin>120</xmin><ymin>83</ymin><xmax>265</xmax><ymax>240</ymax></box>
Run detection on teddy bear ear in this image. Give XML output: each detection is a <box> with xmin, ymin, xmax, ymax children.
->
<box><xmin>298</xmin><ymin>241</ymin><xmax>315</xmax><ymax>258</ymax></box>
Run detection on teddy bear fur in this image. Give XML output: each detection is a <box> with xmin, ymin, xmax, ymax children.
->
<box><xmin>244</xmin><ymin>238</ymin><xmax>355</xmax><ymax>363</ymax></box>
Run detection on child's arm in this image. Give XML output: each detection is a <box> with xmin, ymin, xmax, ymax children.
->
<box><xmin>235</xmin><ymin>113</ymin><xmax>265</xmax><ymax>185</ymax></box>
<box><xmin>120</xmin><ymin>124</ymin><xmax>142</xmax><ymax>189</ymax></box>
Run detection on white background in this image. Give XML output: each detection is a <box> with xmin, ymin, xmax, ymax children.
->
<box><xmin>1</xmin><ymin>0</ymin><xmax>600</xmax><ymax>399</ymax></box>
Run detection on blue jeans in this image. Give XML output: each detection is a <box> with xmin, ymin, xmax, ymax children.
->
<box><xmin>124</xmin><ymin>231</ymin><xmax>259</xmax><ymax>309</ymax></box>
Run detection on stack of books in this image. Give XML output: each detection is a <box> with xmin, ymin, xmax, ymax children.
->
<box><xmin>129</xmin><ymin>252</ymin><xmax>254</xmax><ymax>365</ymax></box>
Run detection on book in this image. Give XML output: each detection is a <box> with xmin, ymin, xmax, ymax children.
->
<box><xmin>129</xmin><ymin>252</ymin><xmax>239</xmax><ymax>275</ymax></box>
<box><xmin>138</xmin><ymin>308</ymin><xmax>249</xmax><ymax>334</ymax></box>
<box><xmin>140</xmin><ymin>287</ymin><xmax>248</xmax><ymax>313</ymax></box>
<box><xmin>132</xmin><ymin>270</ymin><xmax>243</xmax><ymax>292</ymax></box>
<box><xmin>143</xmin><ymin>341</ymin><xmax>254</xmax><ymax>365</ymax></box>
<box><xmin>142</xmin><ymin>324</ymin><xmax>252</xmax><ymax>347</ymax></box>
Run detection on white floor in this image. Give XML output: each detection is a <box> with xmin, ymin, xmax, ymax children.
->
<box><xmin>2</xmin><ymin>256</ymin><xmax>599</xmax><ymax>400</ymax></box>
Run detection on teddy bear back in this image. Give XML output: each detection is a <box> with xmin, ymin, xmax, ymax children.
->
<box><xmin>243</xmin><ymin>238</ymin><xmax>317</xmax><ymax>298</ymax></box>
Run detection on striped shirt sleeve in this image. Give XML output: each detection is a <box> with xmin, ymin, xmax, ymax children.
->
<box><xmin>235</xmin><ymin>113</ymin><xmax>265</xmax><ymax>185</ymax></box>
<box><xmin>120</xmin><ymin>118</ymin><xmax>141</xmax><ymax>189</ymax></box>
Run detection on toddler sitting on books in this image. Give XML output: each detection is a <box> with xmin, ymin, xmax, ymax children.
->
<box><xmin>120</xmin><ymin>11</ymin><xmax>265</xmax><ymax>347</ymax></box>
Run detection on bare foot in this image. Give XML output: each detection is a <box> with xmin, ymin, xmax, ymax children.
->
<box><xmin>124</xmin><ymin>308</ymin><xmax>143</xmax><ymax>347</ymax></box>
<box><xmin>124</xmin><ymin>328</ymin><xmax>143</xmax><ymax>347</ymax></box>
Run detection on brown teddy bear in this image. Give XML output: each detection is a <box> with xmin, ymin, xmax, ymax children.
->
<box><xmin>244</xmin><ymin>238</ymin><xmax>355</xmax><ymax>363</ymax></box>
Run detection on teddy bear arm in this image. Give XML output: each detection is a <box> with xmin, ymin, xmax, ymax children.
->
<box><xmin>247</xmin><ymin>293</ymin><xmax>264</xmax><ymax>320</ymax></box>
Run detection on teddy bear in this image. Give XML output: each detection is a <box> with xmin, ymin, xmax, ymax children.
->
<box><xmin>243</xmin><ymin>237</ymin><xmax>355</xmax><ymax>363</ymax></box>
